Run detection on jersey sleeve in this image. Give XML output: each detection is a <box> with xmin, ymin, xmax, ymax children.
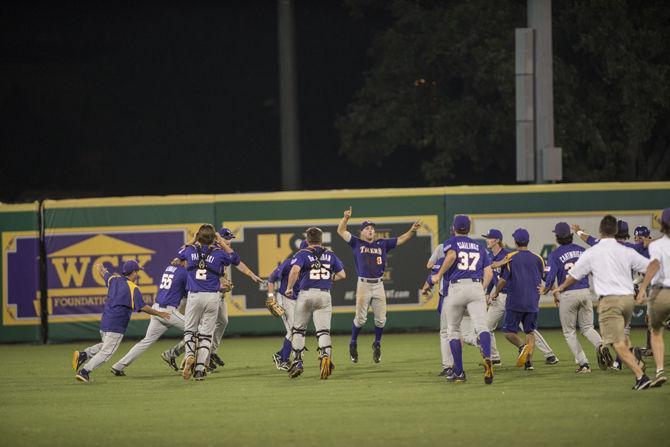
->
<box><xmin>268</xmin><ymin>263</ymin><xmax>283</xmax><ymax>283</ymax></box>
<box><xmin>291</xmin><ymin>252</ymin><xmax>307</xmax><ymax>269</ymax></box>
<box><xmin>103</xmin><ymin>271</ymin><xmax>112</xmax><ymax>286</ymax></box>
<box><xmin>586</xmin><ymin>235</ymin><xmax>599</xmax><ymax>246</ymax></box>
<box><xmin>481</xmin><ymin>248</ymin><xmax>492</xmax><ymax>268</ymax></box>
<box><xmin>348</xmin><ymin>236</ymin><xmax>360</xmax><ymax>249</ymax></box>
<box><xmin>331</xmin><ymin>254</ymin><xmax>344</xmax><ymax>274</ymax></box>
<box><xmin>132</xmin><ymin>287</ymin><xmax>146</xmax><ymax>312</ymax></box>
<box><xmin>177</xmin><ymin>246</ymin><xmax>188</xmax><ymax>260</ymax></box>
<box><xmin>385</xmin><ymin>237</ymin><xmax>398</xmax><ymax>251</ymax></box>
<box><xmin>544</xmin><ymin>252</ymin><xmax>557</xmax><ymax>288</ymax></box>
<box><xmin>500</xmin><ymin>262</ymin><xmax>512</xmax><ymax>281</ymax></box>
<box><xmin>428</xmin><ymin>244</ymin><xmax>443</xmax><ymax>265</ymax></box>
<box><xmin>226</xmin><ymin>251</ymin><xmax>241</xmax><ymax>266</ymax></box>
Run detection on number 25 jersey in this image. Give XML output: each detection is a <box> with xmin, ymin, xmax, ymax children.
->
<box><xmin>291</xmin><ymin>247</ymin><xmax>344</xmax><ymax>291</ymax></box>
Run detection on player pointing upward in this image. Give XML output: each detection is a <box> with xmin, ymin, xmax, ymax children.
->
<box><xmin>337</xmin><ymin>206</ymin><xmax>421</xmax><ymax>364</ymax></box>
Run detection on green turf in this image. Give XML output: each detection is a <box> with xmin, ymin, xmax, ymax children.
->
<box><xmin>0</xmin><ymin>329</ymin><xmax>668</xmax><ymax>447</ymax></box>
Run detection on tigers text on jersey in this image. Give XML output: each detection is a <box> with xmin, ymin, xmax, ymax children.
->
<box><xmin>268</xmin><ymin>258</ymin><xmax>300</xmax><ymax>299</ymax></box>
<box><xmin>155</xmin><ymin>264</ymin><xmax>188</xmax><ymax>308</ymax></box>
<box><xmin>177</xmin><ymin>244</ymin><xmax>235</xmax><ymax>293</ymax></box>
<box><xmin>443</xmin><ymin>236</ymin><xmax>492</xmax><ymax>282</ymax></box>
<box><xmin>545</xmin><ymin>243</ymin><xmax>589</xmax><ymax>291</ymax></box>
<box><xmin>291</xmin><ymin>247</ymin><xmax>344</xmax><ymax>291</ymax></box>
<box><xmin>100</xmin><ymin>272</ymin><xmax>146</xmax><ymax>334</ymax></box>
<box><xmin>348</xmin><ymin>236</ymin><xmax>397</xmax><ymax>278</ymax></box>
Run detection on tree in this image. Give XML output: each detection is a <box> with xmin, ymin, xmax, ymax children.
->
<box><xmin>338</xmin><ymin>0</ymin><xmax>670</xmax><ymax>184</ymax></box>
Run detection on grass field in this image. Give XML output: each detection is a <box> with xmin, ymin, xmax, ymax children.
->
<box><xmin>1</xmin><ymin>329</ymin><xmax>668</xmax><ymax>447</ymax></box>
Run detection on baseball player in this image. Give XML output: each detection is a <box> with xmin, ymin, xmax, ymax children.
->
<box><xmin>490</xmin><ymin>228</ymin><xmax>545</xmax><ymax>371</ymax></box>
<box><xmin>429</xmin><ymin>215</ymin><xmax>494</xmax><ymax>384</ymax></box>
<box><xmin>635</xmin><ymin>208</ymin><xmax>670</xmax><ymax>387</ymax></box>
<box><xmin>110</xmin><ymin>258</ymin><xmax>189</xmax><ymax>375</ymax></box>
<box><xmin>72</xmin><ymin>261</ymin><xmax>170</xmax><ymax>382</ymax></box>
<box><xmin>266</xmin><ymin>241</ymin><xmax>307</xmax><ymax>370</ymax></box>
<box><xmin>483</xmin><ymin>229</ymin><xmax>558</xmax><ymax>365</ymax></box>
<box><xmin>540</xmin><ymin>222</ymin><xmax>611</xmax><ymax>373</ymax></box>
<box><xmin>177</xmin><ymin>224</ymin><xmax>236</xmax><ymax>381</ymax></box>
<box><xmin>207</xmin><ymin>227</ymin><xmax>260</xmax><ymax>371</ymax></box>
<box><xmin>337</xmin><ymin>207</ymin><xmax>421</xmax><ymax>364</ymax></box>
<box><xmin>284</xmin><ymin>227</ymin><xmax>346</xmax><ymax>379</ymax></box>
<box><xmin>634</xmin><ymin>226</ymin><xmax>654</xmax><ymax>356</ymax></box>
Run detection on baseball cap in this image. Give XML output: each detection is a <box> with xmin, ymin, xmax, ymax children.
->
<box><xmin>452</xmin><ymin>215</ymin><xmax>471</xmax><ymax>233</ymax></box>
<box><xmin>481</xmin><ymin>228</ymin><xmax>503</xmax><ymax>240</ymax></box>
<box><xmin>299</xmin><ymin>240</ymin><xmax>308</xmax><ymax>249</ymax></box>
<box><xmin>360</xmin><ymin>220</ymin><xmax>376</xmax><ymax>231</ymax></box>
<box><xmin>662</xmin><ymin>208</ymin><xmax>670</xmax><ymax>225</ymax></box>
<box><xmin>552</xmin><ymin>222</ymin><xmax>571</xmax><ymax>238</ymax></box>
<box><xmin>616</xmin><ymin>220</ymin><xmax>629</xmax><ymax>236</ymax></box>
<box><xmin>512</xmin><ymin>228</ymin><xmax>530</xmax><ymax>245</ymax></box>
<box><xmin>634</xmin><ymin>226</ymin><xmax>650</xmax><ymax>237</ymax></box>
<box><xmin>122</xmin><ymin>260</ymin><xmax>143</xmax><ymax>275</ymax></box>
<box><xmin>218</xmin><ymin>227</ymin><xmax>235</xmax><ymax>240</ymax></box>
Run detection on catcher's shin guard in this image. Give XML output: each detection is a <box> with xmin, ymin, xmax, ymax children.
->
<box><xmin>183</xmin><ymin>331</ymin><xmax>197</xmax><ymax>358</ymax></box>
<box><xmin>291</xmin><ymin>327</ymin><xmax>306</xmax><ymax>352</ymax></box>
<box><xmin>195</xmin><ymin>333</ymin><xmax>212</xmax><ymax>373</ymax></box>
<box><xmin>315</xmin><ymin>330</ymin><xmax>332</xmax><ymax>357</ymax></box>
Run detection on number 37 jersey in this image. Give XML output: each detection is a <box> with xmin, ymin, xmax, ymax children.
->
<box><xmin>443</xmin><ymin>236</ymin><xmax>492</xmax><ymax>282</ymax></box>
<box><xmin>291</xmin><ymin>247</ymin><xmax>344</xmax><ymax>291</ymax></box>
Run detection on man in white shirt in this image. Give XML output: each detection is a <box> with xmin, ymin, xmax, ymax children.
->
<box><xmin>553</xmin><ymin>215</ymin><xmax>660</xmax><ymax>390</ymax></box>
<box><xmin>635</xmin><ymin>208</ymin><xmax>670</xmax><ymax>387</ymax></box>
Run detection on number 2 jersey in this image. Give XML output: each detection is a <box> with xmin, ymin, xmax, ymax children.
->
<box><xmin>347</xmin><ymin>236</ymin><xmax>397</xmax><ymax>278</ymax></box>
<box><xmin>155</xmin><ymin>264</ymin><xmax>188</xmax><ymax>308</ymax></box>
<box><xmin>545</xmin><ymin>243</ymin><xmax>589</xmax><ymax>291</ymax></box>
<box><xmin>177</xmin><ymin>244</ymin><xmax>239</xmax><ymax>293</ymax></box>
<box><xmin>441</xmin><ymin>235</ymin><xmax>491</xmax><ymax>295</ymax></box>
<box><xmin>291</xmin><ymin>246</ymin><xmax>344</xmax><ymax>291</ymax></box>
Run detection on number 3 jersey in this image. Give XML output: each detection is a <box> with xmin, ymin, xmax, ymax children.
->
<box><xmin>177</xmin><ymin>244</ymin><xmax>239</xmax><ymax>293</ymax></box>
<box><xmin>291</xmin><ymin>246</ymin><xmax>344</xmax><ymax>291</ymax></box>
<box><xmin>347</xmin><ymin>236</ymin><xmax>397</xmax><ymax>278</ymax></box>
<box><xmin>155</xmin><ymin>264</ymin><xmax>187</xmax><ymax>308</ymax></box>
<box><xmin>545</xmin><ymin>243</ymin><xmax>589</xmax><ymax>291</ymax></box>
<box><xmin>442</xmin><ymin>236</ymin><xmax>492</xmax><ymax>286</ymax></box>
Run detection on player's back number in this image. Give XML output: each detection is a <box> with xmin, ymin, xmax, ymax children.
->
<box><xmin>457</xmin><ymin>252</ymin><xmax>480</xmax><ymax>271</ymax></box>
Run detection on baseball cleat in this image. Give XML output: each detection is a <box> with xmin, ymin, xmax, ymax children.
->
<box><xmin>483</xmin><ymin>358</ymin><xmax>494</xmax><ymax>385</ymax></box>
<box><xmin>182</xmin><ymin>356</ymin><xmax>196</xmax><ymax>380</ymax></box>
<box><xmin>72</xmin><ymin>351</ymin><xmax>87</xmax><ymax>372</ymax></box>
<box><xmin>596</xmin><ymin>345</ymin><xmax>613</xmax><ymax>370</ymax></box>
<box><xmin>631</xmin><ymin>347</ymin><xmax>646</xmax><ymax>372</ymax></box>
<box><xmin>610</xmin><ymin>360</ymin><xmax>622</xmax><ymax>371</ymax></box>
<box><xmin>349</xmin><ymin>343</ymin><xmax>358</xmax><ymax>363</ymax></box>
<box><xmin>278</xmin><ymin>361</ymin><xmax>290</xmax><ymax>371</ymax></box>
<box><xmin>210</xmin><ymin>353</ymin><xmax>225</xmax><ymax>367</ymax></box>
<box><xmin>75</xmin><ymin>369</ymin><xmax>90</xmax><ymax>383</ymax></box>
<box><xmin>438</xmin><ymin>367</ymin><xmax>454</xmax><ymax>377</ymax></box>
<box><xmin>272</xmin><ymin>353</ymin><xmax>282</xmax><ymax>370</ymax></box>
<box><xmin>372</xmin><ymin>342</ymin><xmax>382</xmax><ymax>363</ymax></box>
<box><xmin>207</xmin><ymin>358</ymin><xmax>217</xmax><ymax>373</ymax></box>
<box><xmin>193</xmin><ymin>370</ymin><xmax>206</xmax><ymax>381</ymax></box>
<box><xmin>640</xmin><ymin>348</ymin><xmax>653</xmax><ymax>357</ymax></box>
<box><xmin>524</xmin><ymin>359</ymin><xmax>534</xmax><ymax>371</ymax></box>
<box><xmin>575</xmin><ymin>363</ymin><xmax>591</xmax><ymax>374</ymax></box>
<box><xmin>161</xmin><ymin>351</ymin><xmax>179</xmax><ymax>372</ymax></box>
<box><xmin>516</xmin><ymin>344</ymin><xmax>531</xmax><ymax>367</ymax></box>
<box><xmin>632</xmin><ymin>375</ymin><xmax>651</xmax><ymax>390</ymax></box>
<box><xmin>110</xmin><ymin>368</ymin><xmax>126</xmax><ymax>377</ymax></box>
<box><xmin>454</xmin><ymin>371</ymin><xmax>467</xmax><ymax>383</ymax></box>
<box><xmin>319</xmin><ymin>356</ymin><xmax>334</xmax><ymax>380</ymax></box>
<box><xmin>287</xmin><ymin>360</ymin><xmax>303</xmax><ymax>378</ymax></box>
<box><xmin>545</xmin><ymin>355</ymin><xmax>559</xmax><ymax>365</ymax></box>
<box><xmin>650</xmin><ymin>371</ymin><xmax>667</xmax><ymax>388</ymax></box>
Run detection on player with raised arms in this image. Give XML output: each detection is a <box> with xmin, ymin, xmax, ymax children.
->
<box><xmin>284</xmin><ymin>227</ymin><xmax>346</xmax><ymax>379</ymax></box>
<box><xmin>337</xmin><ymin>207</ymin><xmax>421</xmax><ymax>364</ymax></box>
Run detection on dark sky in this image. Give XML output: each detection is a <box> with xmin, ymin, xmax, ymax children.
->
<box><xmin>0</xmin><ymin>1</ymin><xmax>427</xmax><ymax>203</ymax></box>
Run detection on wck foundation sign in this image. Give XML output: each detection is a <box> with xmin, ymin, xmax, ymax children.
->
<box><xmin>3</xmin><ymin>228</ymin><xmax>189</xmax><ymax>325</ymax></box>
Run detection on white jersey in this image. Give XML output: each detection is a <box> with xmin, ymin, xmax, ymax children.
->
<box><xmin>649</xmin><ymin>235</ymin><xmax>670</xmax><ymax>287</ymax></box>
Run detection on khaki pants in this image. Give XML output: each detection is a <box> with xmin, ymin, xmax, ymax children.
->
<box><xmin>598</xmin><ymin>295</ymin><xmax>634</xmax><ymax>345</ymax></box>
<box><xmin>648</xmin><ymin>288</ymin><xmax>670</xmax><ymax>331</ymax></box>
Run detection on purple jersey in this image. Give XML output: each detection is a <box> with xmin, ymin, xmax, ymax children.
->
<box><xmin>291</xmin><ymin>247</ymin><xmax>344</xmax><ymax>291</ymax></box>
<box><xmin>443</xmin><ymin>236</ymin><xmax>492</xmax><ymax>282</ymax></box>
<box><xmin>586</xmin><ymin>236</ymin><xmax>648</xmax><ymax>258</ymax></box>
<box><xmin>500</xmin><ymin>250</ymin><xmax>545</xmax><ymax>313</ymax></box>
<box><xmin>545</xmin><ymin>243</ymin><xmax>589</xmax><ymax>291</ymax></box>
<box><xmin>100</xmin><ymin>272</ymin><xmax>146</xmax><ymax>334</ymax></box>
<box><xmin>348</xmin><ymin>236</ymin><xmax>397</xmax><ymax>278</ymax></box>
<box><xmin>155</xmin><ymin>264</ymin><xmax>187</xmax><ymax>308</ymax></box>
<box><xmin>486</xmin><ymin>248</ymin><xmax>511</xmax><ymax>295</ymax></box>
<box><xmin>268</xmin><ymin>258</ymin><xmax>299</xmax><ymax>299</ymax></box>
<box><xmin>177</xmin><ymin>244</ymin><xmax>234</xmax><ymax>293</ymax></box>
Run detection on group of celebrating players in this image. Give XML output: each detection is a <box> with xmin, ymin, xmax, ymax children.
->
<box><xmin>71</xmin><ymin>206</ymin><xmax>670</xmax><ymax>391</ymax></box>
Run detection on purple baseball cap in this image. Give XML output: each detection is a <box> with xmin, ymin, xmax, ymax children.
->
<box><xmin>218</xmin><ymin>227</ymin><xmax>235</xmax><ymax>240</ymax></box>
<box><xmin>662</xmin><ymin>208</ymin><xmax>670</xmax><ymax>225</ymax></box>
<box><xmin>299</xmin><ymin>240</ymin><xmax>308</xmax><ymax>249</ymax></box>
<box><xmin>553</xmin><ymin>222</ymin><xmax>571</xmax><ymax>238</ymax></box>
<box><xmin>634</xmin><ymin>226</ymin><xmax>650</xmax><ymax>237</ymax></box>
<box><xmin>452</xmin><ymin>215</ymin><xmax>471</xmax><ymax>233</ymax></box>
<box><xmin>360</xmin><ymin>220</ymin><xmax>376</xmax><ymax>231</ymax></box>
<box><xmin>616</xmin><ymin>220</ymin><xmax>629</xmax><ymax>238</ymax></box>
<box><xmin>512</xmin><ymin>228</ymin><xmax>530</xmax><ymax>244</ymax></box>
<box><xmin>481</xmin><ymin>228</ymin><xmax>503</xmax><ymax>240</ymax></box>
<box><xmin>122</xmin><ymin>260</ymin><xmax>143</xmax><ymax>275</ymax></box>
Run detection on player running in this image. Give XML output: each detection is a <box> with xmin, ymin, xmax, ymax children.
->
<box><xmin>72</xmin><ymin>260</ymin><xmax>170</xmax><ymax>383</ymax></box>
<box><xmin>429</xmin><ymin>215</ymin><xmax>494</xmax><ymax>384</ymax></box>
<box><xmin>337</xmin><ymin>206</ymin><xmax>421</xmax><ymax>364</ymax></box>
<box><xmin>284</xmin><ymin>227</ymin><xmax>346</xmax><ymax>379</ymax></box>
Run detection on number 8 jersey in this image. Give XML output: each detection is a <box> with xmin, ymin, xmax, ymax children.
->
<box><xmin>443</xmin><ymin>235</ymin><xmax>492</xmax><ymax>282</ymax></box>
<box><xmin>348</xmin><ymin>236</ymin><xmax>397</xmax><ymax>278</ymax></box>
<box><xmin>291</xmin><ymin>246</ymin><xmax>344</xmax><ymax>291</ymax></box>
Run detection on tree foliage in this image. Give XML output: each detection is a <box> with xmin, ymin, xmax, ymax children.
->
<box><xmin>338</xmin><ymin>0</ymin><xmax>670</xmax><ymax>184</ymax></box>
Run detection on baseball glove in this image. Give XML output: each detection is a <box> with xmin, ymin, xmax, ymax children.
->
<box><xmin>265</xmin><ymin>296</ymin><xmax>285</xmax><ymax>318</ymax></box>
<box><xmin>219</xmin><ymin>278</ymin><xmax>234</xmax><ymax>293</ymax></box>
